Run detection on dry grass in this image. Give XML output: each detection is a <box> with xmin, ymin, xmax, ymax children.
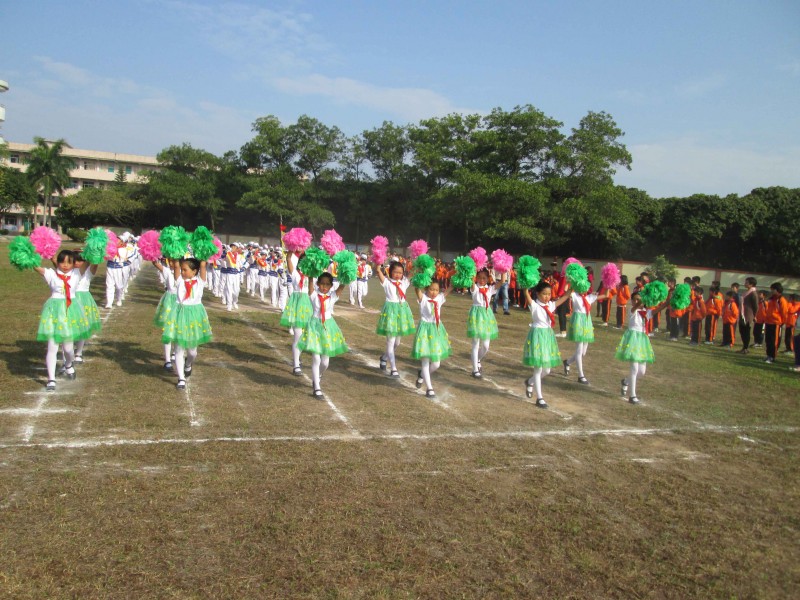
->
<box><xmin>0</xmin><ymin>241</ymin><xmax>798</xmax><ymax>598</ymax></box>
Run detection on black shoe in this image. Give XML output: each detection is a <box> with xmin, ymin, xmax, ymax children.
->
<box><xmin>176</xmin><ymin>379</ymin><xmax>186</xmax><ymax>390</ymax></box>
<box><xmin>503</xmin><ymin>311</ymin><xmax>511</xmax><ymax>315</ymax></box>
<box><xmin>390</xmin><ymin>370</ymin><xmax>400</xmax><ymax>378</ymax></box>
<box><xmin>313</xmin><ymin>389</ymin><xmax>324</xmax><ymax>398</ymax></box>
<box><xmin>416</xmin><ymin>370</ymin><xmax>423</xmax><ymax>389</ymax></box>
<box><xmin>45</xmin><ymin>380</ymin><xmax>56</xmax><ymax>392</ymax></box>
<box><xmin>379</xmin><ymin>356</ymin><xmax>387</xmax><ymax>371</ymax></box>
<box><xmin>629</xmin><ymin>396</ymin><xmax>640</xmax><ymax>404</ymax></box>
<box><xmin>536</xmin><ymin>398</ymin><xmax>548</xmax><ymax>409</ymax></box>
<box><xmin>563</xmin><ymin>359</ymin><xmax>570</xmax><ymax>376</ymax></box>
<box><xmin>472</xmin><ymin>371</ymin><xmax>482</xmax><ymax>379</ymax></box>
<box><xmin>525</xmin><ymin>378</ymin><xmax>533</xmax><ymax>399</ymax></box>
<box><xmin>426</xmin><ymin>389</ymin><xmax>436</xmax><ymax>397</ymax></box>
<box><xmin>164</xmin><ymin>362</ymin><xmax>172</xmax><ymax>371</ymax></box>
<box><xmin>184</xmin><ymin>365</ymin><xmax>193</xmax><ymax>377</ymax></box>
<box><xmin>292</xmin><ymin>366</ymin><xmax>302</xmax><ymax>376</ymax></box>
<box><xmin>74</xmin><ymin>355</ymin><xmax>84</xmax><ymax>364</ymax></box>
<box><xmin>578</xmin><ymin>377</ymin><xmax>589</xmax><ymax>385</ymax></box>
<box><xmin>620</xmin><ymin>378</ymin><xmax>628</xmax><ymax>397</ymax></box>
<box><xmin>65</xmin><ymin>365</ymin><xmax>76</xmax><ymax>380</ymax></box>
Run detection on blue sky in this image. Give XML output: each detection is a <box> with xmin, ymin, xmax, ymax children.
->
<box><xmin>1</xmin><ymin>0</ymin><xmax>798</xmax><ymax>197</ymax></box>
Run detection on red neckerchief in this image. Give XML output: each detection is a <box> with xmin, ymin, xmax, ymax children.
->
<box><xmin>358</xmin><ymin>264</ymin><xmax>365</xmax><ymax>277</ymax></box>
<box><xmin>227</xmin><ymin>251</ymin><xmax>238</xmax><ymax>267</ymax></box>
<box><xmin>478</xmin><ymin>286</ymin><xmax>490</xmax><ymax>308</ymax></box>
<box><xmin>184</xmin><ymin>278</ymin><xmax>197</xmax><ymax>300</ymax></box>
<box><xmin>298</xmin><ymin>272</ymin><xmax>305</xmax><ymax>290</ymax></box>
<box><xmin>580</xmin><ymin>293</ymin><xmax>591</xmax><ymax>314</ymax></box>
<box><xmin>57</xmin><ymin>272</ymin><xmax>72</xmax><ymax>308</ymax></box>
<box><xmin>430</xmin><ymin>298</ymin><xmax>440</xmax><ymax>327</ymax></box>
<box><xmin>537</xmin><ymin>301</ymin><xmax>555</xmax><ymax>327</ymax></box>
<box><xmin>319</xmin><ymin>293</ymin><xmax>330</xmax><ymax>326</ymax></box>
<box><xmin>391</xmin><ymin>279</ymin><xmax>406</xmax><ymax>301</ymax></box>
<box><xmin>637</xmin><ymin>309</ymin><xmax>649</xmax><ymax>330</ymax></box>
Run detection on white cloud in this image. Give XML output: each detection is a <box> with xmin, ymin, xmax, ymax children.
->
<box><xmin>615</xmin><ymin>137</ymin><xmax>800</xmax><ymax>197</ymax></box>
<box><xmin>674</xmin><ymin>73</ymin><xmax>727</xmax><ymax>98</ymax></box>
<box><xmin>274</xmin><ymin>73</ymin><xmax>478</xmax><ymax>122</ymax></box>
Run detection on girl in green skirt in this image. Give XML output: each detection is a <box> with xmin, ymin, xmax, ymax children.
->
<box><xmin>162</xmin><ymin>258</ymin><xmax>213</xmax><ymax>390</ymax></box>
<box><xmin>152</xmin><ymin>258</ymin><xmax>179</xmax><ymax>370</ymax></box>
<box><xmin>374</xmin><ymin>260</ymin><xmax>416</xmax><ymax>377</ymax></box>
<box><xmin>283</xmin><ymin>251</ymin><xmax>313</xmax><ymax>376</ymax></box>
<box><xmin>468</xmin><ymin>269</ymin><xmax>498</xmax><ymax>378</ymax></box>
<box><xmin>522</xmin><ymin>280</ymin><xmax>571</xmax><ymax>408</ymax></box>
<box><xmin>411</xmin><ymin>280</ymin><xmax>452</xmax><ymax>398</ymax></box>
<box><xmin>298</xmin><ymin>272</ymin><xmax>348</xmax><ymax>397</ymax></box>
<box><xmin>617</xmin><ymin>291</ymin><xmax>667</xmax><ymax>404</ymax></box>
<box><xmin>563</xmin><ymin>288</ymin><xmax>610</xmax><ymax>385</ymax></box>
<box><xmin>70</xmin><ymin>252</ymin><xmax>101</xmax><ymax>364</ymax></box>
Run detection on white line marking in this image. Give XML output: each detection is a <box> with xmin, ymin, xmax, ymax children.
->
<box><xmin>0</xmin><ymin>408</ymin><xmax>78</xmax><ymax>415</ymax></box>
<box><xmin>0</xmin><ymin>424</ymin><xmax>795</xmax><ymax>451</ymax></box>
<box><xmin>184</xmin><ymin>379</ymin><xmax>202</xmax><ymax>427</ymax></box>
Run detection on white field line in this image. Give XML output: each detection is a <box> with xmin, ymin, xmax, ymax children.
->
<box><xmin>239</xmin><ymin>313</ymin><xmax>360</xmax><ymax>436</ymax></box>
<box><xmin>1</xmin><ymin>424</ymin><xmax>795</xmax><ymax>451</ymax></box>
<box><xmin>18</xmin><ymin>395</ymin><xmax>48</xmax><ymax>442</ymax></box>
<box><xmin>184</xmin><ymin>378</ymin><xmax>202</xmax><ymax>427</ymax></box>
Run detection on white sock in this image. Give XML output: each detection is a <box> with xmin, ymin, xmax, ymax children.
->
<box><xmin>628</xmin><ymin>362</ymin><xmax>639</xmax><ymax>398</ymax></box>
<box><xmin>312</xmin><ymin>353</ymin><xmax>322</xmax><ymax>390</ymax></box>
<box><xmin>174</xmin><ymin>346</ymin><xmax>186</xmax><ymax>380</ymax></box>
<box><xmin>421</xmin><ymin>358</ymin><xmax>433</xmax><ymax>390</ymax></box>
<box><xmin>471</xmin><ymin>338</ymin><xmax>481</xmax><ymax>371</ymax></box>
<box><xmin>386</xmin><ymin>336</ymin><xmax>398</xmax><ymax>371</ymax></box>
<box><xmin>164</xmin><ymin>343</ymin><xmax>173</xmax><ymax>363</ymax></box>
<box><xmin>292</xmin><ymin>329</ymin><xmax>303</xmax><ymax>368</ymax></box>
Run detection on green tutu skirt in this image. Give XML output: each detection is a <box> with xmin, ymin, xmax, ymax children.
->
<box><xmin>567</xmin><ymin>312</ymin><xmax>595</xmax><ymax>343</ymax></box>
<box><xmin>467</xmin><ymin>305</ymin><xmax>499</xmax><ymax>340</ymax></box>
<box><xmin>280</xmin><ymin>292</ymin><xmax>313</xmax><ymax>328</ymax></box>
<box><xmin>523</xmin><ymin>326</ymin><xmax>562</xmax><ymax>368</ymax></box>
<box><xmin>615</xmin><ymin>330</ymin><xmax>655</xmax><ymax>363</ymax></box>
<box><xmin>376</xmin><ymin>301</ymin><xmax>416</xmax><ymax>337</ymax></box>
<box><xmin>36</xmin><ymin>298</ymin><xmax>91</xmax><ymax>343</ymax></box>
<box><xmin>153</xmin><ymin>291</ymin><xmax>177</xmax><ymax>328</ymax></box>
<box><xmin>299</xmin><ymin>317</ymin><xmax>348</xmax><ymax>357</ymax></box>
<box><xmin>75</xmin><ymin>291</ymin><xmax>102</xmax><ymax>335</ymax></box>
<box><xmin>411</xmin><ymin>321</ymin><xmax>451</xmax><ymax>361</ymax></box>
<box><xmin>162</xmin><ymin>303</ymin><xmax>213</xmax><ymax>349</ymax></box>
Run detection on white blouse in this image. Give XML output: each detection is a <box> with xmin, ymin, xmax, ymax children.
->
<box><xmin>175</xmin><ymin>276</ymin><xmax>205</xmax><ymax>305</ymax></box>
<box><xmin>382</xmin><ymin>277</ymin><xmax>410</xmax><ymax>303</ymax></box>
<box><xmin>44</xmin><ymin>268</ymin><xmax>80</xmax><ymax>300</ymax></box>
<box><xmin>627</xmin><ymin>307</ymin><xmax>653</xmax><ymax>333</ymax></box>
<box><xmin>529</xmin><ymin>300</ymin><xmax>557</xmax><ymax>329</ymax></box>
<box><xmin>311</xmin><ymin>289</ymin><xmax>338</xmax><ymax>321</ymax></box>
<box><xmin>419</xmin><ymin>293</ymin><xmax>446</xmax><ymax>324</ymax></box>
<box><xmin>471</xmin><ymin>284</ymin><xmax>496</xmax><ymax>308</ymax></box>
<box><xmin>570</xmin><ymin>292</ymin><xmax>598</xmax><ymax>315</ymax></box>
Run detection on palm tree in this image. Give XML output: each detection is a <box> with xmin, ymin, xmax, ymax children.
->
<box><xmin>26</xmin><ymin>137</ymin><xmax>73</xmax><ymax>228</ymax></box>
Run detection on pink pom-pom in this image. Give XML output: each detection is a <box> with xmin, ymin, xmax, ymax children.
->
<box><xmin>283</xmin><ymin>227</ymin><xmax>313</xmax><ymax>252</ymax></box>
<box><xmin>561</xmin><ymin>256</ymin><xmax>582</xmax><ymax>275</ymax></box>
<box><xmin>320</xmin><ymin>229</ymin><xmax>346</xmax><ymax>256</ymax></box>
<box><xmin>469</xmin><ymin>246</ymin><xmax>488</xmax><ymax>271</ymax></box>
<box><xmin>29</xmin><ymin>226</ymin><xmax>61</xmax><ymax>260</ymax></box>
<box><xmin>408</xmin><ymin>239</ymin><xmax>429</xmax><ymax>260</ymax></box>
<box><xmin>601</xmin><ymin>262</ymin><xmax>621</xmax><ymax>290</ymax></box>
<box><xmin>138</xmin><ymin>230</ymin><xmax>161</xmax><ymax>261</ymax></box>
<box><xmin>104</xmin><ymin>230</ymin><xmax>120</xmax><ymax>261</ymax></box>
<box><xmin>370</xmin><ymin>235</ymin><xmax>389</xmax><ymax>265</ymax></box>
<box><xmin>209</xmin><ymin>237</ymin><xmax>223</xmax><ymax>263</ymax></box>
<box><xmin>491</xmin><ymin>249</ymin><xmax>514</xmax><ymax>273</ymax></box>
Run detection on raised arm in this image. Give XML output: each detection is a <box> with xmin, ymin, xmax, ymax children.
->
<box><xmin>553</xmin><ymin>292</ymin><xmax>571</xmax><ymax>308</ymax></box>
<box><xmin>373</xmin><ymin>262</ymin><xmax>386</xmax><ymax>284</ymax></box>
<box><xmin>199</xmin><ymin>260</ymin><xmax>207</xmax><ymax>282</ymax></box>
<box><xmin>152</xmin><ymin>259</ymin><xmax>165</xmax><ymax>272</ymax></box>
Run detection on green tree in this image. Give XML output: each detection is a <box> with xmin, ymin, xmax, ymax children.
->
<box><xmin>25</xmin><ymin>137</ymin><xmax>74</xmax><ymax>228</ymax></box>
<box><xmin>57</xmin><ymin>186</ymin><xmax>146</xmax><ymax>230</ymax></box>
<box><xmin>113</xmin><ymin>164</ymin><xmax>127</xmax><ymax>186</ymax></box>
<box><xmin>0</xmin><ymin>165</ymin><xmax>37</xmax><ymax>222</ymax></box>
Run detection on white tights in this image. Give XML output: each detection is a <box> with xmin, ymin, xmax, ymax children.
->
<box><xmin>625</xmin><ymin>362</ymin><xmax>647</xmax><ymax>398</ymax></box>
<box><xmin>47</xmin><ymin>340</ymin><xmax>74</xmax><ymax>381</ymax></box>
<box><xmin>312</xmin><ymin>353</ymin><xmax>330</xmax><ymax>391</ymax></box>
<box><xmin>291</xmin><ymin>328</ymin><xmax>303</xmax><ymax>369</ymax></box>
<box><xmin>383</xmin><ymin>336</ymin><xmax>401</xmax><ymax>371</ymax></box>
<box><xmin>174</xmin><ymin>346</ymin><xmax>197</xmax><ymax>381</ymax></box>
<box><xmin>471</xmin><ymin>338</ymin><xmax>491</xmax><ymax>372</ymax></box>
<box><xmin>420</xmin><ymin>358</ymin><xmax>441</xmax><ymax>390</ymax></box>
<box><xmin>164</xmin><ymin>343</ymin><xmax>174</xmax><ymax>363</ymax></box>
<box><xmin>528</xmin><ymin>367</ymin><xmax>552</xmax><ymax>400</ymax></box>
<box><xmin>566</xmin><ymin>342</ymin><xmax>589</xmax><ymax>378</ymax></box>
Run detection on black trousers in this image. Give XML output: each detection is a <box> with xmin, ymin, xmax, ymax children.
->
<box><xmin>690</xmin><ymin>319</ymin><xmax>702</xmax><ymax>343</ymax></box>
<box><xmin>765</xmin><ymin>324</ymin><xmax>778</xmax><ymax>359</ymax></box>
<box><xmin>616</xmin><ymin>306</ymin><xmax>625</xmax><ymax>328</ymax></box>
<box><xmin>680</xmin><ymin>314</ymin><xmax>690</xmax><ymax>337</ymax></box>
<box><xmin>668</xmin><ymin>315</ymin><xmax>680</xmax><ymax>339</ymax></box>
<box><xmin>722</xmin><ymin>323</ymin><xmax>734</xmax><ymax>347</ymax></box>
<box><xmin>739</xmin><ymin>320</ymin><xmax>752</xmax><ymax>350</ymax></box>
<box><xmin>556</xmin><ymin>301</ymin><xmax>568</xmax><ymax>332</ymax></box>
<box><xmin>754</xmin><ymin>322</ymin><xmax>764</xmax><ymax>345</ymax></box>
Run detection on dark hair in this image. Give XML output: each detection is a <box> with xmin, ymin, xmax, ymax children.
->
<box><xmin>56</xmin><ymin>249</ymin><xmax>75</xmax><ymax>263</ymax></box>
<box><xmin>476</xmin><ymin>268</ymin><xmax>490</xmax><ymax>277</ymax></box>
<box><xmin>770</xmin><ymin>282</ymin><xmax>783</xmax><ymax>294</ymax></box>
<box><xmin>317</xmin><ymin>272</ymin><xmax>334</xmax><ymax>286</ymax></box>
<box><xmin>730</xmin><ymin>282</ymin><xmax>739</xmax><ymax>289</ymax></box>
<box><xmin>725</xmin><ymin>291</ymin><xmax>735</xmax><ymax>298</ymax></box>
<box><xmin>695</xmin><ymin>287</ymin><xmax>704</xmax><ymax>296</ymax></box>
<box><xmin>181</xmin><ymin>258</ymin><xmax>201</xmax><ymax>273</ymax></box>
<box><xmin>691</xmin><ymin>276</ymin><xmax>701</xmax><ymax>283</ymax></box>
<box><xmin>758</xmin><ymin>289</ymin><xmax>769</xmax><ymax>297</ymax></box>
<box><xmin>388</xmin><ymin>261</ymin><xmax>404</xmax><ymax>276</ymax></box>
<box><xmin>620</xmin><ymin>274</ymin><xmax>629</xmax><ymax>286</ymax></box>
<box><xmin>745</xmin><ymin>277</ymin><xmax>758</xmax><ymax>287</ymax></box>
<box><xmin>533</xmin><ymin>280</ymin><xmax>552</xmax><ymax>295</ymax></box>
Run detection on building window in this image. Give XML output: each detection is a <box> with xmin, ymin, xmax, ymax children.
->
<box><xmin>69</xmin><ymin>180</ymin><xmax>79</xmax><ymax>189</ymax></box>
<box><xmin>108</xmin><ymin>165</ymin><xmax>115</xmax><ymax>173</ymax></box>
<box><xmin>83</xmin><ymin>161</ymin><xmax>89</xmax><ymax>170</ymax></box>
<box><xmin>83</xmin><ymin>181</ymin><xmax>95</xmax><ymax>189</ymax></box>
<box><xmin>125</xmin><ymin>165</ymin><xmax>132</xmax><ymax>175</ymax></box>
<box><xmin>10</xmin><ymin>154</ymin><xmax>19</xmax><ymax>163</ymax></box>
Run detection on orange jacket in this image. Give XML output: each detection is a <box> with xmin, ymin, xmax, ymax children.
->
<box><xmin>755</xmin><ymin>300</ymin><xmax>767</xmax><ymax>324</ymax></box>
<box><xmin>787</xmin><ymin>300</ymin><xmax>800</xmax><ymax>328</ymax></box>
<box><xmin>722</xmin><ymin>300</ymin><xmax>739</xmax><ymax>324</ymax></box>
<box><xmin>616</xmin><ymin>284</ymin><xmax>631</xmax><ymax>306</ymax></box>
<box><xmin>690</xmin><ymin>298</ymin><xmax>707</xmax><ymax>321</ymax></box>
<box><xmin>764</xmin><ymin>295</ymin><xmax>789</xmax><ymax>325</ymax></box>
<box><xmin>706</xmin><ymin>294</ymin><xmax>723</xmax><ymax>317</ymax></box>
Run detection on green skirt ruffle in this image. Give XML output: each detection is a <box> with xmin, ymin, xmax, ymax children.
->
<box><xmin>567</xmin><ymin>312</ymin><xmax>595</xmax><ymax>343</ymax></box>
<box><xmin>162</xmin><ymin>303</ymin><xmax>213</xmax><ymax>349</ymax></box>
<box><xmin>615</xmin><ymin>330</ymin><xmax>655</xmax><ymax>363</ymax></box>
<box><xmin>299</xmin><ymin>317</ymin><xmax>348</xmax><ymax>357</ymax></box>
<box><xmin>523</xmin><ymin>326</ymin><xmax>562</xmax><ymax>368</ymax></box>
<box><xmin>75</xmin><ymin>291</ymin><xmax>102</xmax><ymax>335</ymax></box>
<box><xmin>376</xmin><ymin>301</ymin><xmax>415</xmax><ymax>337</ymax></box>
<box><xmin>36</xmin><ymin>298</ymin><xmax>91</xmax><ymax>343</ymax></box>
<box><xmin>467</xmin><ymin>305</ymin><xmax>499</xmax><ymax>340</ymax></box>
<box><xmin>280</xmin><ymin>292</ymin><xmax>313</xmax><ymax>328</ymax></box>
<box><xmin>411</xmin><ymin>321</ymin><xmax>451</xmax><ymax>361</ymax></box>
<box><xmin>153</xmin><ymin>291</ymin><xmax>178</xmax><ymax>328</ymax></box>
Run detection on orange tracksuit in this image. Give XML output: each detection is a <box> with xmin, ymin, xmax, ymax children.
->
<box><xmin>615</xmin><ymin>284</ymin><xmax>630</xmax><ymax>327</ymax></box>
<box><xmin>705</xmin><ymin>293</ymin><xmax>723</xmax><ymax>342</ymax></box>
<box><xmin>690</xmin><ymin>298</ymin><xmax>707</xmax><ymax>342</ymax></box>
<box><xmin>764</xmin><ymin>295</ymin><xmax>789</xmax><ymax>359</ymax></box>
<box><xmin>784</xmin><ymin>300</ymin><xmax>799</xmax><ymax>352</ymax></box>
<box><xmin>721</xmin><ymin>300</ymin><xmax>739</xmax><ymax>346</ymax></box>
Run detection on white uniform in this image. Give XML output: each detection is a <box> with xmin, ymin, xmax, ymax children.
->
<box><xmin>105</xmin><ymin>245</ymin><xmax>130</xmax><ymax>307</ymax></box>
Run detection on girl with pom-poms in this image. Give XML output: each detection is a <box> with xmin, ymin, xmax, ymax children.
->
<box><xmin>70</xmin><ymin>252</ymin><xmax>102</xmax><ymax>364</ymax></box>
<box><xmin>409</xmin><ymin>255</ymin><xmax>451</xmax><ymax>398</ymax></box>
<box><xmin>298</xmin><ymin>271</ymin><xmax>348</xmax><ymax>397</ymax></box>
<box><xmin>617</xmin><ymin>283</ymin><xmax>669</xmax><ymax>404</ymax></box>
<box><xmin>522</xmin><ymin>278</ymin><xmax>572</xmax><ymax>409</ymax></box>
<box><xmin>283</xmin><ymin>250</ymin><xmax>314</xmax><ymax>376</ymax></box>
<box><xmin>467</xmin><ymin>268</ymin><xmax>498</xmax><ymax>379</ymax></box>
<box><xmin>161</xmin><ymin>257</ymin><xmax>213</xmax><ymax>390</ymax></box>
<box><xmin>374</xmin><ymin>259</ymin><xmax>416</xmax><ymax>377</ymax></box>
<box><xmin>152</xmin><ymin>258</ymin><xmax>180</xmax><ymax>371</ymax></box>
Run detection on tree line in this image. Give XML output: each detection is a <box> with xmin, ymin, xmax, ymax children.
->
<box><xmin>4</xmin><ymin>105</ymin><xmax>799</xmax><ymax>275</ymax></box>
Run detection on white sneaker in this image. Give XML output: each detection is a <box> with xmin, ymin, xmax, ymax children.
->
<box><xmin>234</xmin><ymin>303</ymin><xmax>239</xmax><ymax>309</ymax></box>
<box><xmin>116</xmin><ymin>300</ymin><xmax>122</xmax><ymax>307</ymax></box>
<box><xmin>104</xmin><ymin>304</ymin><xmax>112</xmax><ymax>309</ymax></box>
<box><xmin>227</xmin><ymin>305</ymin><xmax>232</xmax><ymax>311</ymax></box>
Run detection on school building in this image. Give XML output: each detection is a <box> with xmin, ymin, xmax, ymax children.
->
<box><xmin>0</xmin><ymin>140</ymin><xmax>159</xmax><ymax>232</ymax></box>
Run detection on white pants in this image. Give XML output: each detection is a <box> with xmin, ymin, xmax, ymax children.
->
<box><xmin>269</xmin><ymin>275</ymin><xmax>279</xmax><ymax>306</ymax></box>
<box><xmin>105</xmin><ymin>268</ymin><xmax>125</xmax><ymax>306</ymax></box>
<box><xmin>224</xmin><ymin>272</ymin><xmax>241</xmax><ymax>307</ymax></box>
<box><xmin>247</xmin><ymin>268</ymin><xmax>259</xmax><ymax>294</ymax></box>
<box><xmin>357</xmin><ymin>280</ymin><xmax>368</xmax><ymax>307</ymax></box>
<box><xmin>258</xmin><ymin>274</ymin><xmax>269</xmax><ymax>300</ymax></box>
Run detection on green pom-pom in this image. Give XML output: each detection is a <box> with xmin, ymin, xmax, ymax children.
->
<box><xmin>565</xmin><ymin>263</ymin><xmax>588</xmax><ymax>286</ymax></box>
<box><xmin>452</xmin><ymin>255</ymin><xmax>476</xmax><ymax>289</ymax></box>
<box><xmin>572</xmin><ymin>278</ymin><xmax>591</xmax><ymax>294</ymax></box>
<box><xmin>159</xmin><ymin>226</ymin><xmax>190</xmax><ymax>259</ymax></box>
<box><xmin>81</xmin><ymin>227</ymin><xmax>108</xmax><ymax>265</ymax></box>
<box><xmin>190</xmin><ymin>226</ymin><xmax>217</xmax><ymax>261</ymax></box>
<box><xmin>411</xmin><ymin>271</ymin><xmax>433</xmax><ymax>289</ymax></box>
<box><xmin>333</xmin><ymin>250</ymin><xmax>358</xmax><ymax>285</ymax></box>
<box><xmin>515</xmin><ymin>255</ymin><xmax>542</xmax><ymax>290</ymax></box>
<box><xmin>670</xmin><ymin>283</ymin><xmax>692</xmax><ymax>311</ymax></box>
<box><xmin>641</xmin><ymin>280</ymin><xmax>668</xmax><ymax>308</ymax></box>
<box><xmin>298</xmin><ymin>246</ymin><xmax>330</xmax><ymax>279</ymax></box>
<box><xmin>411</xmin><ymin>253</ymin><xmax>436</xmax><ymax>288</ymax></box>
<box><xmin>9</xmin><ymin>236</ymin><xmax>42</xmax><ymax>271</ymax></box>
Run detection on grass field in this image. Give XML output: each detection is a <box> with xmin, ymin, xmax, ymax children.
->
<box><xmin>0</xmin><ymin>241</ymin><xmax>798</xmax><ymax>598</ymax></box>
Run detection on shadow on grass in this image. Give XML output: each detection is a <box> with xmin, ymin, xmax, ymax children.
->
<box><xmin>0</xmin><ymin>339</ymin><xmax>46</xmax><ymax>376</ymax></box>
